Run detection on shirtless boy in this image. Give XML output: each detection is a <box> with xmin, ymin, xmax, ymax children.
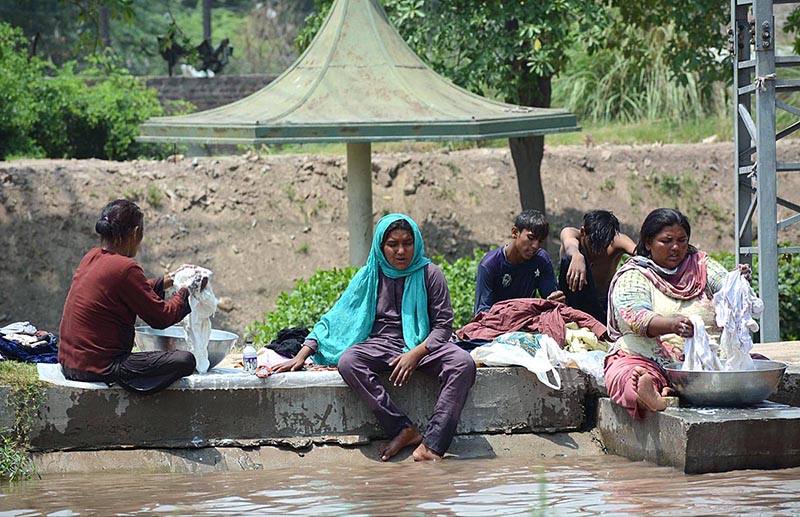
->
<box><xmin>559</xmin><ymin>210</ymin><xmax>635</xmax><ymax>322</ymax></box>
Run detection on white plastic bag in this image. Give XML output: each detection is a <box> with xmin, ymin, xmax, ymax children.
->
<box><xmin>470</xmin><ymin>332</ymin><xmax>561</xmax><ymax>390</ymax></box>
<box><xmin>681</xmin><ymin>314</ymin><xmax>722</xmax><ymax>371</ymax></box>
<box><xmin>542</xmin><ymin>338</ymin><xmax>607</xmax><ymax>387</ymax></box>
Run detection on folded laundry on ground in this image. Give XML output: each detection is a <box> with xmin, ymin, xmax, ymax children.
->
<box><xmin>268</xmin><ymin>327</ymin><xmax>310</xmax><ymax>358</ymax></box>
<box><xmin>0</xmin><ymin>321</ymin><xmax>38</xmax><ymax>336</ymax></box>
<box><xmin>0</xmin><ymin>333</ymin><xmax>58</xmax><ymax>363</ymax></box>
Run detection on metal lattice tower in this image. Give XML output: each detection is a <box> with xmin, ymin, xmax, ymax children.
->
<box><xmin>732</xmin><ymin>0</ymin><xmax>800</xmax><ymax>342</ymax></box>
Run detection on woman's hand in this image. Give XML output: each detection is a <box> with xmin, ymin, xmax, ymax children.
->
<box><xmin>737</xmin><ymin>263</ymin><xmax>753</xmax><ymax>283</ymax></box>
<box><xmin>647</xmin><ymin>315</ymin><xmax>694</xmax><ymax>338</ymax></box>
<box><xmin>389</xmin><ymin>345</ymin><xmax>428</xmax><ymax>387</ymax></box>
<box><xmin>272</xmin><ymin>355</ymin><xmax>307</xmax><ymax>373</ymax></box>
<box><xmin>671</xmin><ymin>316</ymin><xmax>694</xmax><ymax>339</ymax></box>
<box><xmin>272</xmin><ymin>345</ymin><xmax>314</xmax><ymax>373</ymax></box>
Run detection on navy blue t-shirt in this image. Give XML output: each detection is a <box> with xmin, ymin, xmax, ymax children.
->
<box><xmin>473</xmin><ymin>247</ymin><xmax>558</xmax><ymax>315</ymax></box>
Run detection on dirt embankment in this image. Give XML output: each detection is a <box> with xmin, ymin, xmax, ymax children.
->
<box><xmin>2</xmin><ymin>141</ymin><xmax>799</xmax><ymax>338</ymax></box>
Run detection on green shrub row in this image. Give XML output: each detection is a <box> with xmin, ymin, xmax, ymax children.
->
<box><xmin>248</xmin><ymin>249</ymin><xmax>800</xmax><ymax>346</ymax></box>
<box><xmin>0</xmin><ymin>22</ymin><xmax>176</xmax><ymax>161</ymax></box>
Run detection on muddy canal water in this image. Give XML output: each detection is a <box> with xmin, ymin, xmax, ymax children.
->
<box><xmin>1</xmin><ymin>455</ymin><xmax>799</xmax><ymax>515</ymax></box>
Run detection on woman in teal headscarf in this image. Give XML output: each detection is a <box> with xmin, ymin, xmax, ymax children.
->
<box><xmin>274</xmin><ymin>214</ymin><xmax>476</xmax><ymax>462</ymax></box>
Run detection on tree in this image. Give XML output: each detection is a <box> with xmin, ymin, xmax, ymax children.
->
<box><xmin>298</xmin><ymin>0</ymin><xmax>729</xmax><ymax>216</ymax></box>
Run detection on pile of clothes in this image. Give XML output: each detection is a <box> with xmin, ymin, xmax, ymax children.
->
<box><xmin>0</xmin><ymin>321</ymin><xmax>58</xmax><ymax>363</ymax></box>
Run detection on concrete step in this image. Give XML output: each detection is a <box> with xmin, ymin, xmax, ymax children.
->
<box><xmin>3</xmin><ymin>366</ymin><xmax>593</xmax><ymax>452</ymax></box>
<box><xmin>596</xmin><ymin>398</ymin><xmax>800</xmax><ymax>474</ymax></box>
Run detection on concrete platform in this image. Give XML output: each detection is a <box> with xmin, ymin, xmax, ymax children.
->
<box><xmin>753</xmin><ymin>341</ymin><xmax>800</xmax><ymax>406</ymax></box>
<box><xmin>596</xmin><ymin>398</ymin><xmax>800</xmax><ymax>473</ymax></box>
<box><xmin>2</xmin><ymin>366</ymin><xmax>593</xmax><ymax>452</ymax></box>
<box><xmin>30</xmin><ymin>431</ymin><xmax>606</xmax><ymax>474</ymax></box>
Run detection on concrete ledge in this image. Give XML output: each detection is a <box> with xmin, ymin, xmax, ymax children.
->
<box><xmin>3</xmin><ymin>366</ymin><xmax>592</xmax><ymax>452</ymax></box>
<box><xmin>596</xmin><ymin>398</ymin><xmax>800</xmax><ymax>473</ymax></box>
<box><xmin>30</xmin><ymin>431</ymin><xmax>606</xmax><ymax>474</ymax></box>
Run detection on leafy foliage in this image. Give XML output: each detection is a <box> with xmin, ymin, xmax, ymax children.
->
<box><xmin>0</xmin><ymin>23</ymin><xmax>175</xmax><ymax>160</ymax></box>
<box><xmin>0</xmin><ymin>362</ymin><xmax>43</xmax><ymax>482</ymax></box>
<box><xmin>249</xmin><ymin>247</ymin><xmax>800</xmax><ymax>347</ymax></box>
<box><xmin>552</xmin><ymin>22</ymin><xmax>728</xmax><ymax>123</ymax></box>
<box><xmin>435</xmin><ymin>249</ymin><xmax>485</xmax><ymax>330</ymax></box>
<box><xmin>247</xmin><ymin>266</ymin><xmax>359</xmax><ymax>345</ymax></box>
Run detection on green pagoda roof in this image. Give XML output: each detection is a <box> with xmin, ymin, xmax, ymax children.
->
<box><xmin>139</xmin><ymin>0</ymin><xmax>578</xmax><ymax>144</ymax></box>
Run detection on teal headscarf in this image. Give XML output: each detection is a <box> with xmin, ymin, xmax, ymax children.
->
<box><xmin>309</xmin><ymin>213</ymin><xmax>432</xmax><ymax>366</ymax></box>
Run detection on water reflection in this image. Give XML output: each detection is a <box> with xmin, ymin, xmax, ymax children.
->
<box><xmin>1</xmin><ymin>455</ymin><xmax>799</xmax><ymax>516</ymax></box>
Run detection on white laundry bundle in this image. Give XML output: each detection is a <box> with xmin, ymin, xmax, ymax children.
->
<box><xmin>172</xmin><ymin>265</ymin><xmax>218</xmax><ymax>372</ymax></box>
<box><xmin>712</xmin><ymin>268</ymin><xmax>764</xmax><ymax>371</ymax></box>
<box><xmin>681</xmin><ymin>314</ymin><xmax>723</xmax><ymax>371</ymax></box>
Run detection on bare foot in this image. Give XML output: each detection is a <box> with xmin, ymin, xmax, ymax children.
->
<box><xmin>378</xmin><ymin>426</ymin><xmax>423</xmax><ymax>462</ymax></box>
<box><xmin>412</xmin><ymin>443</ymin><xmax>443</xmax><ymax>462</ymax></box>
<box><xmin>632</xmin><ymin>366</ymin><xmax>668</xmax><ymax>412</ymax></box>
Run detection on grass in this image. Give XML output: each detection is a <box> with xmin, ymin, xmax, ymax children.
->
<box><xmin>0</xmin><ymin>361</ymin><xmax>42</xmax><ymax>482</ymax></box>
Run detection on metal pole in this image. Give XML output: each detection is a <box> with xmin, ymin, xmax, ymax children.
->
<box><xmin>347</xmin><ymin>142</ymin><xmax>373</xmax><ymax>266</ymax></box>
<box><xmin>203</xmin><ymin>0</ymin><xmax>212</xmax><ymax>43</ymax></box>
<box><xmin>753</xmin><ymin>0</ymin><xmax>780</xmax><ymax>342</ymax></box>
<box><xmin>733</xmin><ymin>2</ymin><xmax>753</xmax><ymax>267</ymax></box>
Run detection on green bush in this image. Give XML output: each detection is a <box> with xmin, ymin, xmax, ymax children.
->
<box><xmin>247</xmin><ymin>266</ymin><xmax>359</xmax><ymax>345</ymax></box>
<box><xmin>249</xmin><ymin>248</ymin><xmax>800</xmax><ymax>346</ymax></box>
<box><xmin>0</xmin><ymin>23</ymin><xmax>43</xmax><ymax>159</ymax></box>
<box><xmin>0</xmin><ymin>22</ymin><xmax>173</xmax><ymax>161</ymax></box>
<box><xmin>247</xmin><ymin>250</ymin><xmax>488</xmax><ymax>345</ymax></box>
<box><xmin>436</xmin><ymin>249</ymin><xmax>485</xmax><ymax>330</ymax></box>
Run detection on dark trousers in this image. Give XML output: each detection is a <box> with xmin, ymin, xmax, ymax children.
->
<box><xmin>338</xmin><ymin>339</ymin><xmax>476</xmax><ymax>456</ymax></box>
<box><xmin>63</xmin><ymin>350</ymin><xmax>196</xmax><ymax>394</ymax></box>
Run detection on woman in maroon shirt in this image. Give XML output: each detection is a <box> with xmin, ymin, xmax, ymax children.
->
<box><xmin>58</xmin><ymin>199</ymin><xmax>195</xmax><ymax>394</ymax></box>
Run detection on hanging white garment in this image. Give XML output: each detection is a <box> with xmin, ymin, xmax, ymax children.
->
<box><xmin>713</xmin><ymin>269</ymin><xmax>763</xmax><ymax>371</ymax></box>
<box><xmin>681</xmin><ymin>314</ymin><xmax>722</xmax><ymax>371</ymax></box>
<box><xmin>173</xmin><ymin>266</ymin><xmax>218</xmax><ymax>373</ymax></box>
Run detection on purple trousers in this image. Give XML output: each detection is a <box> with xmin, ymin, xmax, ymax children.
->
<box><xmin>338</xmin><ymin>339</ymin><xmax>476</xmax><ymax>456</ymax></box>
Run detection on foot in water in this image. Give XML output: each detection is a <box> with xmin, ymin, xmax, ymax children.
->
<box><xmin>378</xmin><ymin>426</ymin><xmax>423</xmax><ymax>461</ymax></box>
<box><xmin>412</xmin><ymin>443</ymin><xmax>442</xmax><ymax>462</ymax></box>
<box><xmin>632</xmin><ymin>366</ymin><xmax>671</xmax><ymax>412</ymax></box>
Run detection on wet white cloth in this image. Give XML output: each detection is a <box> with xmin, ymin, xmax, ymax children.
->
<box><xmin>713</xmin><ymin>269</ymin><xmax>763</xmax><ymax>371</ymax></box>
<box><xmin>173</xmin><ymin>266</ymin><xmax>218</xmax><ymax>373</ymax></box>
<box><xmin>681</xmin><ymin>314</ymin><xmax>722</xmax><ymax>371</ymax></box>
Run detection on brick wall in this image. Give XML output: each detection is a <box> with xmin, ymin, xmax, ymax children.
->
<box><xmin>145</xmin><ymin>74</ymin><xmax>276</xmax><ymax>112</ymax></box>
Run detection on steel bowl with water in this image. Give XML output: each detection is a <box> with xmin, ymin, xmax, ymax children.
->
<box><xmin>134</xmin><ymin>325</ymin><xmax>238</xmax><ymax>371</ymax></box>
<box><xmin>665</xmin><ymin>359</ymin><xmax>787</xmax><ymax>407</ymax></box>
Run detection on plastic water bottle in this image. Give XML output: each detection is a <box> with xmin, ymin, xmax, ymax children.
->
<box><xmin>243</xmin><ymin>342</ymin><xmax>257</xmax><ymax>374</ymax></box>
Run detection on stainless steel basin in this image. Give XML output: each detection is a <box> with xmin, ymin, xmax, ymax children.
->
<box><xmin>665</xmin><ymin>360</ymin><xmax>787</xmax><ymax>407</ymax></box>
<box><xmin>134</xmin><ymin>325</ymin><xmax>238</xmax><ymax>371</ymax></box>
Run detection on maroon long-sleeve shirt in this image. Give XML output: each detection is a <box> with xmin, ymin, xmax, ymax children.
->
<box><xmin>58</xmin><ymin>247</ymin><xmax>191</xmax><ymax>375</ymax></box>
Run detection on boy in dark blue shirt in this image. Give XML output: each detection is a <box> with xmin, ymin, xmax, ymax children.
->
<box><xmin>474</xmin><ymin>209</ymin><xmax>565</xmax><ymax>315</ymax></box>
